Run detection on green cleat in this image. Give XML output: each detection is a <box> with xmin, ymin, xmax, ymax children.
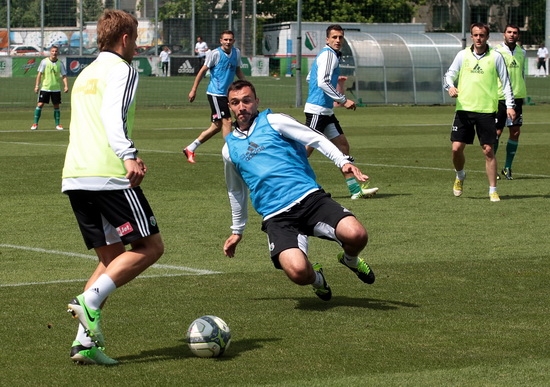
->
<box><xmin>351</xmin><ymin>183</ymin><xmax>379</xmax><ymax>200</ymax></box>
<box><xmin>311</xmin><ymin>263</ymin><xmax>332</xmax><ymax>301</ymax></box>
<box><xmin>337</xmin><ymin>252</ymin><xmax>375</xmax><ymax>284</ymax></box>
<box><xmin>501</xmin><ymin>168</ymin><xmax>513</xmax><ymax>180</ymax></box>
<box><xmin>67</xmin><ymin>295</ymin><xmax>105</xmax><ymax>347</ymax></box>
<box><xmin>70</xmin><ymin>341</ymin><xmax>118</xmax><ymax>365</ymax></box>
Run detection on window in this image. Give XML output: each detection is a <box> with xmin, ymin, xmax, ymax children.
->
<box><xmin>433</xmin><ymin>5</ymin><xmax>450</xmax><ymax>30</ymax></box>
<box><xmin>508</xmin><ymin>6</ymin><xmax>525</xmax><ymax>28</ymax></box>
<box><xmin>470</xmin><ymin>6</ymin><xmax>488</xmax><ymax>24</ymax></box>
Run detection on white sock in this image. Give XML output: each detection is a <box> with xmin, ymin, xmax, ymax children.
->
<box><xmin>82</xmin><ymin>274</ymin><xmax>116</xmax><ymax>310</ymax></box>
<box><xmin>489</xmin><ymin>186</ymin><xmax>497</xmax><ymax>194</ymax></box>
<box><xmin>342</xmin><ymin>253</ymin><xmax>359</xmax><ymax>269</ymax></box>
<box><xmin>455</xmin><ymin>169</ymin><xmax>465</xmax><ymax>180</ymax></box>
<box><xmin>187</xmin><ymin>139</ymin><xmax>202</xmax><ymax>152</ymax></box>
<box><xmin>312</xmin><ymin>270</ymin><xmax>325</xmax><ymax>288</ymax></box>
<box><xmin>75</xmin><ymin>324</ymin><xmax>94</xmax><ymax>347</ymax></box>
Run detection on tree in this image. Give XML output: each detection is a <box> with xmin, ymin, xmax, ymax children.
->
<box><xmin>45</xmin><ymin>0</ymin><xmax>76</xmax><ymax>27</ymax></box>
<box><xmin>519</xmin><ymin>0</ymin><xmax>546</xmax><ymax>44</ymax></box>
<box><xmin>0</xmin><ymin>0</ymin><xmax>38</xmax><ymax>28</ymax></box>
<box><xmin>0</xmin><ymin>0</ymin><xmax>79</xmax><ymax>28</ymax></box>
<box><xmin>256</xmin><ymin>0</ymin><xmax>423</xmax><ymax>23</ymax></box>
<box><xmin>154</xmin><ymin>0</ymin><xmax>422</xmax><ymax>24</ymax></box>
<box><xmin>82</xmin><ymin>0</ymin><xmax>104</xmax><ymax>24</ymax></box>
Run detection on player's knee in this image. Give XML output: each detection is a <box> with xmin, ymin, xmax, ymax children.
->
<box><xmin>339</xmin><ymin>224</ymin><xmax>368</xmax><ymax>250</ymax></box>
<box><xmin>451</xmin><ymin>142</ymin><xmax>465</xmax><ymax>154</ymax></box>
<box><xmin>350</xmin><ymin>228</ymin><xmax>368</xmax><ymax>250</ymax></box>
<box><xmin>211</xmin><ymin>123</ymin><xmax>223</xmax><ymax>133</ymax></box>
<box><xmin>151</xmin><ymin>239</ymin><xmax>164</xmax><ymax>261</ymax></box>
<box><xmin>138</xmin><ymin>235</ymin><xmax>164</xmax><ymax>263</ymax></box>
<box><xmin>285</xmin><ymin>265</ymin><xmax>311</xmax><ymax>285</ymax></box>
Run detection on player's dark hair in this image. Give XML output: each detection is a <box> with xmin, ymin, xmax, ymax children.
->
<box><xmin>326</xmin><ymin>24</ymin><xmax>344</xmax><ymax>37</ymax></box>
<box><xmin>504</xmin><ymin>24</ymin><xmax>520</xmax><ymax>33</ymax></box>
<box><xmin>228</xmin><ymin>80</ymin><xmax>257</xmax><ymax>98</ymax></box>
<box><xmin>220</xmin><ymin>30</ymin><xmax>235</xmax><ymax>38</ymax></box>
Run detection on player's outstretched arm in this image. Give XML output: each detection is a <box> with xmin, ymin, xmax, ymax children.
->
<box><xmin>341</xmin><ymin>163</ymin><xmax>369</xmax><ymax>183</ymax></box>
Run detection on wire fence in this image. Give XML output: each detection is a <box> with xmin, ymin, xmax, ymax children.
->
<box><xmin>0</xmin><ymin>0</ymin><xmax>548</xmax><ymax>108</ymax></box>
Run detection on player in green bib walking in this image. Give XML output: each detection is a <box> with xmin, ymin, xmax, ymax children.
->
<box><xmin>494</xmin><ymin>24</ymin><xmax>527</xmax><ymax>180</ymax></box>
<box><xmin>443</xmin><ymin>23</ymin><xmax>516</xmax><ymax>202</ymax></box>
<box><xmin>62</xmin><ymin>10</ymin><xmax>164</xmax><ymax>365</ymax></box>
<box><xmin>31</xmin><ymin>45</ymin><xmax>68</xmax><ymax>130</ymax></box>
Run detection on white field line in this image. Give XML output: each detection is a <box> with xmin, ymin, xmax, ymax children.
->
<box><xmin>149</xmin><ymin>121</ymin><xmax>550</xmax><ymax>131</ymax></box>
<box><xmin>2</xmin><ymin>120</ymin><xmax>550</xmax><ymax>134</ymax></box>
<box><xmin>1</xmin><ymin>140</ymin><xmax>549</xmax><ymax>178</ymax></box>
<box><xmin>0</xmin><ymin>244</ymin><xmax>221</xmax><ymax>288</ymax></box>
<box><xmin>9</xmin><ymin>139</ymin><xmax>548</xmax><ymax>177</ymax></box>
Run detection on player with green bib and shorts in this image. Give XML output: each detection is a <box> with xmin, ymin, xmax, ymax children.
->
<box><xmin>443</xmin><ymin>23</ymin><xmax>516</xmax><ymax>202</ymax></box>
<box><xmin>31</xmin><ymin>45</ymin><xmax>68</xmax><ymax>130</ymax></box>
<box><xmin>494</xmin><ymin>24</ymin><xmax>527</xmax><ymax>180</ymax></box>
<box><xmin>62</xmin><ymin>10</ymin><xmax>164</xmax><ymax>366</ymax></box>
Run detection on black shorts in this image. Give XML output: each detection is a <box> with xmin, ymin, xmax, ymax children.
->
<box><xmin>450</xmin><ymin>111</ymin><xmax>497</xmax><ymax>146</ymax></box>
<box><xmin>207</xmin><ymin>94</ymin><xmax>231</xmax><ymax>122</ymax></box>
<box><xmin>537</xmin><ymin>58</ymin><xmax>547</xmax><ymax>69</ymax></box>
<box><xmin>66</xmin><ymin>187</ymin><xmax>160</xmax><ymax>250</ymax></box>
<box><xmin>304</xmin><ymin>113</ymin><xmax>343</xmax><ymax>140</ymax></box>
<box><xmin>38</xmin><ymin>90</ymin><xmax>62</xmax><ymax>105</ymax></box>
<box><xmin>261</xmin><ymin>190</ymin><xmax>355</xmax><ymax>269</ymax></box>
<box><xmin>496</xmin><ymin>99</ymin><xmax>523</xmax><ymax>129</ymax></box>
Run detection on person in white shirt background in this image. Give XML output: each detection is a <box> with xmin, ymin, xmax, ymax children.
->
<box><xmin>195</xmin><ymin>36</ymin><xmax>209</xmax><ymax>65</ymax></box>
<box><xmin>536</xmin><ymin>43</ymin><xmax>548</xmax><ymax>77</ymax></box>
<box><xmin>159</xmin><ymin>45</ymin><xmax>171</xmax><ymax>77</ymax></box>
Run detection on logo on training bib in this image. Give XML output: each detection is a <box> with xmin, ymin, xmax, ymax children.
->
<box><xmin>471</xmin><ymin>63</ymin><xmax>484</xmax><ymax>74</ymax></box>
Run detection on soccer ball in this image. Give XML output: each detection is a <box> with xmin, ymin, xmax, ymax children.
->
<box><xmin>186</xmin><ymin>315</ymin><xmax>231</xmax><ymax>358</ymax></box>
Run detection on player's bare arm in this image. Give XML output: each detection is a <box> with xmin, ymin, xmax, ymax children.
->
<box><xmin>188</xmin><ymin>66</ymin><xmax>209</xmax><ymax>102</ymax></box>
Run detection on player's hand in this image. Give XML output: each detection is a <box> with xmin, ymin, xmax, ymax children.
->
<box><xmin>124</xmin><ymin>158</ymin><xmax>146</xmax><ymax>187</ymax></box>
<box><xmin>64</xmin><ymin>86</ymin><xmax>69</xmax><ymax>93</ymax></box>
<box><xmin>343</xmin><ymin>99</ymin><xmax>356</xmax><ymax>110</ymax></box>
<box><xmin>341</xmin><ymin>163</ymin><xmax>368</xmax><ymax>182</ymax></box>
<box><xmin>448</xmin><ymin>87</ymin><xmax>459</xmax><ymax>98</ymax></box>
<box><xmin>223</xmin><ymin>234</ymin><xmax>242</xmax><ymax>258</ymax></box>
<box><xmin>188</xmin><ymin>90</ymin><xmax>196</xmax><ymax>103</ymax></box>
<box><xmin>506</xmin><ymin>108</ymin><xmax>516</xmax><ymax>122</ymax></box>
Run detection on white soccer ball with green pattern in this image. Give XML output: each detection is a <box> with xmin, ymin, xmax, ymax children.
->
<box><xmin>186</xmin><ymin>315</ymin><xmax>231</xmax><ymax>358</ymax></box>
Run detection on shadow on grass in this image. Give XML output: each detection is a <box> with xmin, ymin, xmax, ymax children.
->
<box><xmin>294</xmin><ymin>296</ymin><xmax>419</xmax><ymax>311</ymax></box>
<box><xmin>253</xmin><ymin>296</ymin><xmax>419</xmax><ymax>311</ymax></box>
<box><xmin>116</xmin><ymin>337</ymin><xmax>281</xmax><ymax>363</ymax></box>
<box><xmin>511</xmin><ymin>175</ymin><xmax>550</xmax><ymax>180</ymax></box>
<box><xmin>470</xmin><ymin>194</ymin><xmax>550</xmax><ymax>200</ymax></box>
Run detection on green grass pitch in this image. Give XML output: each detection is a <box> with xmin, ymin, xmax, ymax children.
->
<box><xmin>1</xmin><ymin>95</ymin><xmax>550</xmax><ymax>385</ymax></box>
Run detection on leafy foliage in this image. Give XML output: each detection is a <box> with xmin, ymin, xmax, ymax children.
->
<box><xmin>82</xmin><ymin>0</ymin><xmax>104</xmax><ymax>24</ymax></box>
<box><xmin>154</xmin><ymin>0</ymin><xmax>420</xmax><ymax>23</ymax></box>
<box><xmin>0</xmin><ymin>0</ymin><xmax>100</xmax><ymax>28</ymax></box>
